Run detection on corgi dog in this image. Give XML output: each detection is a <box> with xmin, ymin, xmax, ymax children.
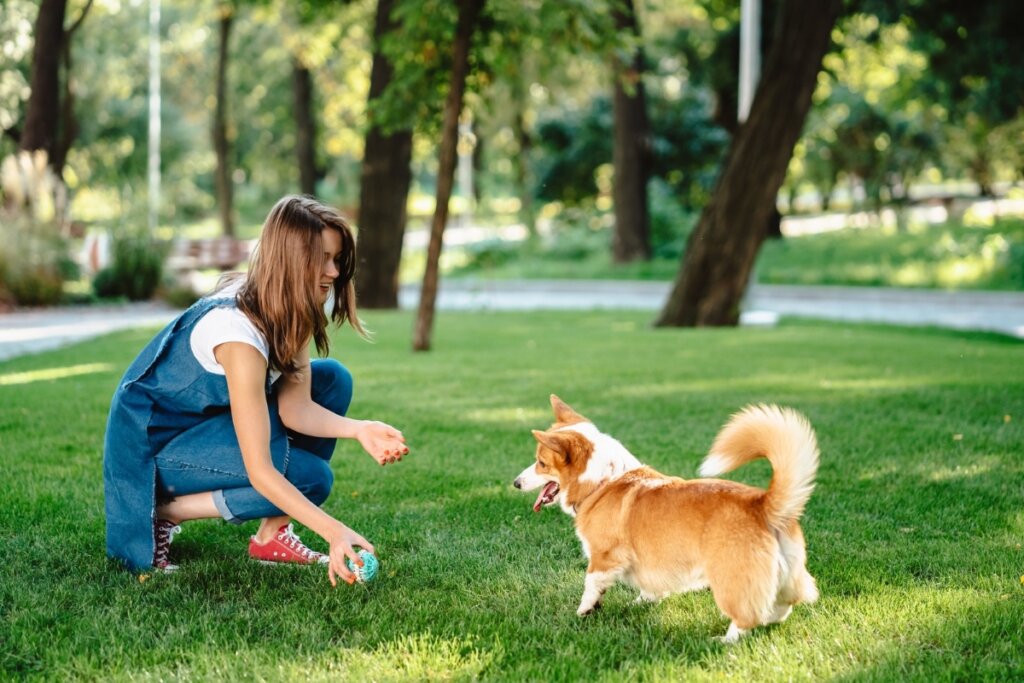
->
<box><xmin>513</xmin><ymin>395</ymin><xmax>820</xmax><ymax>643</ymax></box>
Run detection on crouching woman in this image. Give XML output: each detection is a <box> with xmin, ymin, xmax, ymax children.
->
<box><xmin>103</xmin><ymin>195</ymin><xmax>408</xmax><ymax>585</ymax></box>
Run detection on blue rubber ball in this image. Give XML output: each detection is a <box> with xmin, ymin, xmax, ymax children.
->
<box><xmin>346</xmin><ymin>550</ymin><xmax>379</xmax><ymax>583</ymax></box>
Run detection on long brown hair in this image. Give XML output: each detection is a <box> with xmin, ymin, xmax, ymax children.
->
<box><xmin>236</xmin><ymin>195</ymin><xmax>364</xmax><ymax>376</ymax></box>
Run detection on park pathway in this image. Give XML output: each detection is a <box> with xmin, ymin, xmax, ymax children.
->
<box><xmin>1</xmin><ymin>281</ymin><xmax>1021</xmax><ymax>363</ymax></box>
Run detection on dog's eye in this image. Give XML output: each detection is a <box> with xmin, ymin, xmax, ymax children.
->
<box><xmin>536</xmin><ymin>461</ymin><xmax>547</xmax><ymax>470</ymax></box>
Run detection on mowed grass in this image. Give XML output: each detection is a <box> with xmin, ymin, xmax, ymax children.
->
<box><xmin>444</xmin><ymin>217</ymin><xmax>1024</xmax><ymax>291</ymax></box>
<box><xmin>1</xmin><ymin>311</ymin><xmax>1022</xmax><ymax>681</ymax></box>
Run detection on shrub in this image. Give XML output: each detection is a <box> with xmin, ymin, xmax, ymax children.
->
<box><xmin>648</xmin><ymin>178</ymin><xmax>698</xmax><ymax>260</ymax></box>
<box><xmin>459</xmin><ymin>239</ymin><xmax>520</xmax><ymax>272</ymax></box>
<box><xmin>160</xmin><ymin>283</ymin><xmax>201</xmax><ymax>309</ymax></box>
<box><xmin>93</xmin><ymin>234</ymin><xmax>167</xmax><ymax>301</ymax></box>
<box><xmin>0</xmin><ymin>152</ymin><xmax>76</xmax><ymax>307</ymax></box>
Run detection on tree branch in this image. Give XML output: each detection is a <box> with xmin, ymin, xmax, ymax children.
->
<box><xmin>64</xmin><ymin>0</ymin><xmax>95</xmax><ymax>38</ymax></box>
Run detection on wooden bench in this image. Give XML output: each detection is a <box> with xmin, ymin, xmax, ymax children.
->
<box><xmin>166</xmin><ymin>237</ymin><xmax>255</xmax><ymax>273</ymax></box>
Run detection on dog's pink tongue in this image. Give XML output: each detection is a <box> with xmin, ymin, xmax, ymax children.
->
<box><xmin>532</xmin><ymin>481</ymin><xmax>559</xmax><ymax>512</ymax></box>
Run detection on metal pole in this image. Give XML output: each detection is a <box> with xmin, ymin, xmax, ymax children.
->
<box><xmin>738</xmin><ymin>0</ymin><xmax>760</xmax><ymax>123</ymax></box>
<box><xmin>147</xmin><ymin>0</ymin><xmax>161</xmax><ymax>235</ymax></box>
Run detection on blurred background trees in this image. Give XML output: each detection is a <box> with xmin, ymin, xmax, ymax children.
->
<box><xmin>0</xmin><ymin>0</ymin><xmax>1020</xmax><ymax>320</ymax></box>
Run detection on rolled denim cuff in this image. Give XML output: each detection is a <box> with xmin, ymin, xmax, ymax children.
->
<box><xmin>212</xmin><ymin>489</ymin><xmax>243</xmax><ymax>525</ymax></box>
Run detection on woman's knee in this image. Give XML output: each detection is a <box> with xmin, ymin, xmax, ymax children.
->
<box><xmin>287</xmin><ymin>451</ymin><xmax>334</xmax><ymax>505</ymax></box>
<box><xmin>310</xmin><ymin>359</ymin><xmax>353</xmax><ymax>415</ymax></box>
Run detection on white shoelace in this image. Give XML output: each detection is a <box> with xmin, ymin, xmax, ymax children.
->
<box><xmin>154</xmin><ymin>522</ymin><xmax>181</xmax><ymax>565</ymax></box>
<box><xmin>277</xmin><ymin>524</ymin><xmax>317</xmax><ymax>559</ymax></box>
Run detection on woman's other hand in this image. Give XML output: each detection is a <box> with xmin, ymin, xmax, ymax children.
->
<box><xmin>355</xmin><ymin>420</ymin><xmax>409</xmax><ymax>466</ymax></box>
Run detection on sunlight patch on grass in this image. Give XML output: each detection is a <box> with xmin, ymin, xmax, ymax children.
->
<box><xmin>924</xmin><ymin>462</ymin><xmax>994</xmax><ymax>482</ymax></box>
<box><xmin>857</xmin><ymin>464</ymin><xmax>900</xmax><ymax>482</ymax></box>
<box><xmin>614</xmin><ymin>373</ymin><xmax>937</xmax><ymax>399</ymax></box>
<box><xmin>817</xmin><ymin>376</ymin><xmax>934</xmax><ymax>391</ymax></box>
<box><xmin>121</xmin><ymin>635</ymin><xmax>500</xmax><ymax>681</ymax></box>
<box><xmin>324</xmin><ymin>634</ymin><xmax>499</xmax><ymax>680</ymax></box>
<box><xmin>466</xmin><ymin>406</ymin><xmax>550</xmax><ymax>426</ymax></box>
<box><xmin>0</xmin><ymin>362</ymin><xmax>114</xmax><ymax>386</ymax></box>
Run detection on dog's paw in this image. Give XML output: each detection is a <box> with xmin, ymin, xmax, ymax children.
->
<box><xmin>716</xmin><ymin>623</ymin><xmax>748</xmax><ymax>644</ymax></box>
<box><xmin>576</xmin><ymin>601</ymin><xmax>601</xmax><ymax>617</ymax></box>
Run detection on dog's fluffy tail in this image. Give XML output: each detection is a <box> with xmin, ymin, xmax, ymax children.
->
<box><xmin>698</xmin><ymin>404</ymin><xmax>819</xmax><ymax>530</ymax></box>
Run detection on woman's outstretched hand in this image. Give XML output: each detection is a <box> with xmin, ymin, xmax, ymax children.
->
<box><xmin>355</xmin><ymin>420</ymin><xmax>409</xmax><ymax>466</ymax></box>
<box><xmin>326</xmin><ymin>523</ymin><xmax>375</xmax><ymax>587</ymax></box>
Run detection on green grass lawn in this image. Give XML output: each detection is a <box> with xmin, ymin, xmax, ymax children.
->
<box><xmin>441</xmin><ymin>217</ymin><xmax>1024</xmax><ymax>292</ymax></box>
<box><xmin>1</xmin><ymin>311</ymin><xmax>1022</xmax><ymax>680</ymax></box>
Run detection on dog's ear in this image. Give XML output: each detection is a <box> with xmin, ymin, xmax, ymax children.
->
<box><xmin>550</xmin><ymin>394</ymin><xmax>587</xmax><ymax>424</ymax></box>
<box><xmin>532</xmin><ymin>429</ymin><xmax>573</xmax><ymax>464</ymax></box>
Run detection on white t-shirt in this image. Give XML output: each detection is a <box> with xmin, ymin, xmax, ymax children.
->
<box><xmin>190</xmin><ymin>281</ymin><xmax>283</xmax><ymax>385</ymax></box>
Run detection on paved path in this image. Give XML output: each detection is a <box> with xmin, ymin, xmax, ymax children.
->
<box><xmin>399</xmin><ymin>281</ymin><xmax>1024</xmax><ymax>339</ymax></box>
<box><xmin>1</xmin><ymin>282</ymin><xmax>1021</xmax><ymax>362</ymax></box>
<box><xmin>0</xmin><ymin>302</ymin><xmax>180</xmax><ymax>362</ymax></box>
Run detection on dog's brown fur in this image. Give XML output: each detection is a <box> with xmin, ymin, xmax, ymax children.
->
<box><xmin>514</xmin><ymin>395</ymin><xmax>820</xmax><ymax>642</ymax></box>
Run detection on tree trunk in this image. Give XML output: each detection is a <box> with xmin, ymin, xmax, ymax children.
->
<box><xmin>213</xmin><ymin>5</ymin><xmax>235</xmax><ymax>238</ymax></box>
<box><xmin>20</xmin><ymin>0</ymin><xmax>68</xmax><ymax>165</ymax></box>
<box><xmin>514</xmin><ymin>104</ymin><xmax>536</xmax><ymax>242</ymax></box>
<box><xmin>51</xmin><ymin>0</ymin><xmax>92</xmax><ymax>180</ymax></box>
<box><xmin>292</xmin><ymin>56</ymin><xmax>317</xmax><ymax>196</ymax></box>
<box><xmin>655</xmin><ymin>0</ymin><xmax>840</xmax><ymax>327</ymax></box>
<box><xmin>611</xmin><ymin>0</ymin><xmax>651</xmax><ymax>263</ymax></box>
<box><xmin>412</xmin><ymin>0</ymin><xmax>485</xmax><ymax>351</ymax></box>
<box><xmin>355</xmin><ymin>0</ymin><xmax>413</xmax><ymax>309</ymax></box>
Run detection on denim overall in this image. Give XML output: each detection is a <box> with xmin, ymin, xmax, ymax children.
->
<box><xmin>103</xmin><ymin>296</ymin><xmax>352</xmax><ymax>571</ymax></box>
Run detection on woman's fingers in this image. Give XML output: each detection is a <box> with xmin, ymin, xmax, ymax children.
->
<box><xmin>376</xmin><ymin>440</ymin><xmax>409</xmax><ymax>465</ymax></box>
<box><xmin>328</xmin><ymin>540</ymin><xmax>358</xmax><ymax>586</ymax></box>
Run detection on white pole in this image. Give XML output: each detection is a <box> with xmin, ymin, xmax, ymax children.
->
<box><xmin>147</xmin><ymin>0</ymin><xmax>161</xmax><ymax>235</ymax></box>
<box><xmin>456</xmin><ymin>118</ymin><xmax>475</xmax><ymax>228</ymax></box>
<box><xmin>738</xmin><ymin>0</ymin><xmax>761</xmax><ymax>124</ymax></box>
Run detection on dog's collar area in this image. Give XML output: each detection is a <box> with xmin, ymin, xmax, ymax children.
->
<box><xmin>567</xmin><ymin>478</ymin><xmax>610</xmax><ymax>515</ymax></box>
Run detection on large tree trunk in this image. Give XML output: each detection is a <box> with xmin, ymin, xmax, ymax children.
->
<box><xmin>655</xmin><ymin>0</ymin><xmax>840</xmax><ymax>327</ymax></box>
<box><xmin>292</xmin><ymin>57</ymin><xmax>317</xmax><ymax>196</ymax></box>
<box><xmin>412</xmin><ymin>0</ymin><xmax>485</xmax><ymax>352</ymax></box>
<box><xmin>213</xmin><ymin>5</ymin><xmax>235</xmax><ymax>238</ymax></box>
<box><xmin>611</xmin><ymin>0</ymin><xmax>651</xmax><ymax>263</ymax></box>
<box><xmin>20</xmin><ymin>0</ymin><xmax>68</xmax><ymax>165</ymax></box>
<box><xmin>355</xmin><ymin>0</ymin><xmax>413</xmax><ymax>309</ymax></box>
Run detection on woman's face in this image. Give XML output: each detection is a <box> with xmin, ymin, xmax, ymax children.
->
<box><xmin>319</xmin><ymin>228</ymin><xmax>342</xmax><ymax>301</ymax></box>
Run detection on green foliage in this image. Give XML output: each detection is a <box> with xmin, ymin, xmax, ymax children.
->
<box><xmin>533</xmin><ymin>97</ymin><xmax>614</xmax><ymax>204</ymax></box>
<box><xmin>863</xmin><ymin>0</ymin><xmax>1024</xmax><ymax>126</ymax></box>
<box><xmin>0</xmin><ymin>0</ymin><xmax>33</xmax><ymax>156</ymax></box>
<box><xmin>647</xmin><ymin>177</ymin><xmax>698</xmax><ymax>260</ymax></box>
<box><xmin>1</xmin><ymin>313</ymin><xmax>1022</xmax><ymax>679</ymax></box>
<box><xmin>4</xmin><ymin>0</ymin><xmax>1021</xmax><ymax>261</ymax></box>
<box><xmin>93</xmin><ymin>234</ymin><xmax>168</xmax><ymax>301</ymax></box>
<box><xmin>374</xmin><ymin>0</ymin><xmax>617</xmax><ymax>137</ymax></box>
<box><xmin>533</xmin><ymin>91</ymin><xmax>726</xmax><ymax>210</ymax></box>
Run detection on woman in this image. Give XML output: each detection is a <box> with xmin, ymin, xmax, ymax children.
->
<box><xmin>103</xmin><ymin>195</ymin><xmax>408</xmax><ymax>586</ymax></box>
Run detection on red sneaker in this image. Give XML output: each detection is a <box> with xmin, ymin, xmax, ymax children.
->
<box><xmin>248</xmin><ymin>523</ymin><xmax>328</xmax><ymax>565</ymax></box>
<box><xmin>153</xmin><ymin>518</ymin><xmax>181</xmax><ymax>572</ymax></box>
